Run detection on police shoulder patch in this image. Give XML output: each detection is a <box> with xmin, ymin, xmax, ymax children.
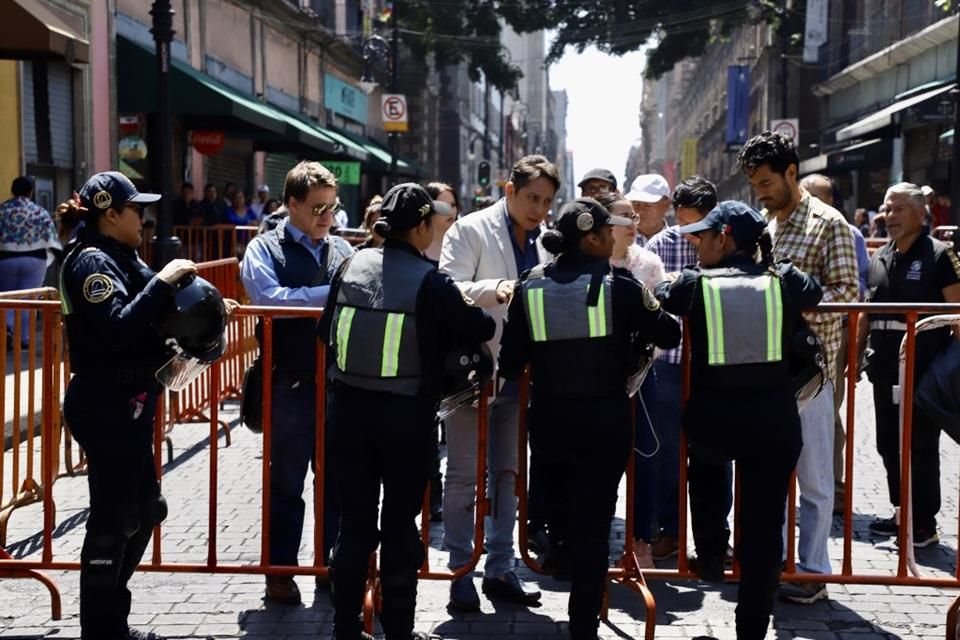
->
<box><xmin>642</xmin><ymin>285</ymin><xmax>660</xmax><ymax>311</ymax></box>
<box><xmin>82</xmin><ymin>273</ymin><xmax>114</xmax><ymax>304</ymax></box>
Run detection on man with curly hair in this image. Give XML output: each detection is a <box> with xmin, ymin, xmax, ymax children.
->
<box><xmin>739</xmin><ymin>132</ymin><xmax>859</xmax><ymax>605</ymax></box>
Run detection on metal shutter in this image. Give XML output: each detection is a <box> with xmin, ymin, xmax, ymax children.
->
<box><xmin>204</xmin><ymin>150</ymin><xmax>251</xmax><ymax>194</ymax></box>
<box><xmin>265</xmin><ymin>153</ymin><xmax>297</xmax><ymax>199</ymax></box>
<box><xmin>21</xmin><ymin>62</ymin><xmax>37</xmax><ymax>164</ymax></box>
<box><xmin>48</xmin><ymin>62</ymin><xmax>73</xmax><ymax>169</ymax></box>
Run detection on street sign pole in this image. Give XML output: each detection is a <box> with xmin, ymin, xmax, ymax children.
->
<box><xmin>389</xmin><ymin>3</ymin><xmax>399</xmax><ymax>188</ymax></box>
<box><xmin>951</xmin><ymin>10</ymin><xmax>960</xmax><ymax>225</ymax></box>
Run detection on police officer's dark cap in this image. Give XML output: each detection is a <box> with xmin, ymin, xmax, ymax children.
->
<box><xmin>577</xmin><ymin>168</ymin><xmax>617</xmax><ymax>190</ymax></box>
<box><xmin>378</xmin><ymin>183</ymin><xmax>452</xmax><ymax>232</ymax></box>
<box><xmin>678</xmin><ymin>200</ymin><xmax>767</xmax><ymax>248</ymax></box>
<box><xmin>79</xmin><ymin>171</ymin><xmax>161</xmax><ymax>214</ymax></box>
<box><xmin>556</xmin><ymin>197</ymin><xmax>632</xmax><ymax>237</ymax></box>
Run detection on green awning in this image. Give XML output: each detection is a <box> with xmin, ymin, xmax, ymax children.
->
<box><xmin>117</xmin><ymin>37</ymin><xmax>336</xmax><ymax>154</ymax></box>
<box><xmin>317</xmin><ymin>127</ymin><xmax>370</xmax><ymax>162</ymax></box>
<box><xmin>326</xmin><ymin>127</ymin><xmax>423</xmax><ymax>177</ymax></box>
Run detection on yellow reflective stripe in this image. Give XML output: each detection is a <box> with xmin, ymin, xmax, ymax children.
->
<box><xmin>586</xmin><ymin>282</ymin><xmax>608</xmax><ymax>338</ymax></box>
<box><xmin>765</xmin><ymin>277</ymin><xmax>783</xmax><ymax>361</ymax></box>
<box><xmin>59</xmin><ymin>268</ymin><xmax>72</xmax><ymax>315</ymax></box>
<box><xmin>527</xmin><ymin>287</ymin><xmax>547</xmax><ymax>342</ymax></box>
<box><xmin>335</xmin><ymin>307</ymin><xmax>355</xmax><ymax>371</ymax></box>
<box><xmin>703</xmin><ymin>279</ymin><xmax>725</xmax><ymax>365</ymax></box>
<box><xmin>381</xmin><ymin>312</ymin><xmax>405</xmax><ymax>377</ymax></box>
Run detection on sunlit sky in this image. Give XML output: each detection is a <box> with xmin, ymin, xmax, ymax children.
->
<box><xmin>548</xmin><ymin>40</ymin><xmax>647</xmax><ymax>191</ymax></box>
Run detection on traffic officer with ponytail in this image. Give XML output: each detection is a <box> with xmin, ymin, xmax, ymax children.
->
<box><xmin>498</xmin><ymin>197</ymin><xmax>680</xmax><ymax>640</ymax></box>
<box><xmin>655</xmin><ymin>201</ymin><xmax>822</xmax><ymax>640</ymax></box>
<box><xmin>318</xmin><ymin>183</ymin><xmax>495</xmax><ymax>640</ymax></box>
<box><xmin>61</xmin><ymin>172</ymin><xmax>233</xmax><ymax>640</ymax></box>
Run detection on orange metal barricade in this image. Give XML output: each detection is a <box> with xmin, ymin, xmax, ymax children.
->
<box><xmin>4</xmin><ymin>299</ymin><xmax>960</xmax><ymax>633</ymax></box>
<box><xmin>140</xmin><ymin>225</ymin><xmax>260</xmax><ymax>266</ymax></box>
<box><xmin>0</xmin><ymin>302</ymin><xmax>494</xmax><ymax>635</ymax></box>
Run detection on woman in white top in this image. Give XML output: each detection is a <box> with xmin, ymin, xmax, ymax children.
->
<box><xmin>597</xmin><ymin>192</ymin><xmax>665</xmax><ymax>288</ymax></box>
<box><xmin>423</xmin><ymin>182</ymin><xmax>460</xmax><ymax>262</ymax></box>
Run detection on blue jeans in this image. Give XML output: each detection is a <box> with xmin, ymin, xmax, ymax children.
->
<box><xmin>268</xmin><ymin>375</ymin><xmax>339</xmax><ymax>567</ymax></box>
<box><xmin>632</xmin><ymin>372</ymin><xmax>658</xmax><ymax>541</ymax></box>
<box><xmin>653</xmin><ymin>361</ymin><xmax>682</xmax><ymax>537</ymax></box>
<box><xmin>0</xmin><ymin>255</ymin><xmax>46</xmax><ymax>342</ymax></box>
<box><xmin>782</xmin><ymin>384</ymin><xmax>834</xmax><ymax>575</ymax></box>
<box><xmin>443</xmin><ymin>396</ymin><xmax>518</xmax><ymax>578</ymax></box>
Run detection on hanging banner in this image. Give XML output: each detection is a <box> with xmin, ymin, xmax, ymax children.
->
<box><xmin>191</xmin><ymin>130</ymin><xmax>226</xmax><ymax>156</ymax></box>
<box><xmin>725</xmin><ymin>65</ymin><xmax>751</xmax><ymax>149</ymax></box>
<box><xmin>681</xmin><ymin>138</ymin><xmax>698</xmax><ymax>179</ymax></box>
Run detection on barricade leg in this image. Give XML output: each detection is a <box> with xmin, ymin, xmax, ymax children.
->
<box><xmin>947</xmin><ymin>593</ymin><xmax>960</xmax><ymax>640</ymax></box>
<box><xmin>0</xmin><ymin>547</ymin><xmax>62</xmax><ymax>620</ymax></box>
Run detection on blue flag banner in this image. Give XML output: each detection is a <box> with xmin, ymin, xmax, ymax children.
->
<box><xmin>726</xmin><ymin>65</ymin><xmax>751</xmax><ymax>147</ymax></box>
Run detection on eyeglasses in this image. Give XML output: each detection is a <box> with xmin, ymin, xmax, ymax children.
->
<box><xmin>310</xmin><ymin>198</ymin><xmax>342</xmax><ymax>216</ymax></box>
<box><xmin>583</xmin><ymin>185</ymin><xmax>612</xmax><ymax>196</ymax></box>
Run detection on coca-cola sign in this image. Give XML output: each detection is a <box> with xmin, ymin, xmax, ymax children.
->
<box><xmin>192</xmin><ymin>130</ymin><xmax>225</xmax><ymax>156</ymax></box>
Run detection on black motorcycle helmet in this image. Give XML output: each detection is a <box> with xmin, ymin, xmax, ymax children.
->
<box><xmin>158</xmin><ymin>274</ymin><xmax>228</xmax><ymax>363</ymax></box>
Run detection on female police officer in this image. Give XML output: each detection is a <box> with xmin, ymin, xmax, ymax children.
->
<box><xmin>498</xmin><ymin>197</ymin><xmax>680</xmax><ymax>640</ymax></box>
<box><xmin>654</xmin><ymin>201</ymin><xmax>822</xmax><ymax>640</ymax></box>
<box><xmin>60</xmin><ymin>172</ymin><xmax>202</xmax><ymax>640</ymax></box>
<box><xmin>318</xmin><ymin>183</ymin><xmax>495</xmax><ymax>640</ymax></box>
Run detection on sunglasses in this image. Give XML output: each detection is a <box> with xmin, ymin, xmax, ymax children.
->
<box><xmin>310</xmin><ymin>198</ymin><xmax>342</xmax><ymax>216</ymax></box>
<box><xmin>123</xmin><ymin>203</ymin><xmax>145</xmax><ymax>218</ymax></box>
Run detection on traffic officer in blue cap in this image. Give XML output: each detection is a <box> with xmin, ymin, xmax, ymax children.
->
<box><xmin>60</xmin><ymin>171</ymin><xmax>214</xmax><ymax>640</ymax></box>
<box><xmin>499</xmin><ymin>197</ymin><xmax>680</xmax><ymax>640</ymax></box>
<box><xmin>318</xmin><ymin>182</ymin><xmax>495</xmax><ymax>640</ymax></box>
<box><xmin>655</xmin><ymin>201</ymin><xmax>823</xmax><ymax>639</ymax></box>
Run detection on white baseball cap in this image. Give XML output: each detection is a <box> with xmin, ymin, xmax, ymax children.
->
<box><xmin>625</xmin><ymin>174</ymin><xmax>670</xmax><ymax>203</ymax></box>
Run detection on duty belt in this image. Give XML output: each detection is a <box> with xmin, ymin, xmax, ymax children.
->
<box><xmin>869</xmin><ymin>319</ymin><xmax>908</xmax><ymax>332</ymax></box>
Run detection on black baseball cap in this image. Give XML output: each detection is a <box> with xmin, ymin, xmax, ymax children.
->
<box><xmin>556</xmin><ymin>197</ymin><xmax>632</xmax><ymax>238</ymax></box>
<box><xmin>79</xmin><ymin>171</ymin><xmax>161</xmax><ymax>214</ymax></box>
<box><xmin>379</xmin><ymin>183</ymin><xmax>452</xmax><ymax>233</ymax></box>
<box><xmin>678</xmin><ymin>200</ymin><xmax>767</xmax><ymax>249</ymax></box>
<box><xmin>577</xmin><ymin>168</ymin><xmax>618</xmax><ymax>190</ymax></box>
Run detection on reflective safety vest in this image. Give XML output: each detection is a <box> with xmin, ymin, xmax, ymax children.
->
<box><xmin>520</xmin><ymin>268</ymin><xmax>625</xmax><ymax>398</ymax></box>
<box><xmin>696</xmin><ymin>268</ymin><xmax>791</xmax><ymax>388</ymax></box>
<box><xmin>523</xmin><ymin>271</ymin><xmax>613</xmax><ymax>342</ymax></box>
<box><xmin>328</xmin><ymin>247</ymin><xmax>434</xmax><ymax>396</ymax></box>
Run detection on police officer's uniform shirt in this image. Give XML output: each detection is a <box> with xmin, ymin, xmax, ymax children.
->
<box><xmin>60</xmin><ymin>229</ymin><xmax>174</xmax><ymax>376</ymax></box>
<box><xmin>317</xmin><ymin>239</ymin><xmax>496</xmax><ymax>398</ymax></box>
<box><xmin>867</xmin><ymin>232</ymin><xmax>960</xmax><ymax>381</ymax></box>
<box><xmin>498</xmin><ymin>254</ymin><xmax>681</xmax><ymax>389</ymax></box>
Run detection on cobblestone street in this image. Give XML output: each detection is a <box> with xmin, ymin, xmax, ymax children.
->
<box><xmin>1</xmin><ymin>379</ymin><xmax>959</xmax><ymax>639</ymax></box>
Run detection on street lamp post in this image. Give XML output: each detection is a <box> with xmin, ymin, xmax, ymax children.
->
<box><xmin>361</xmin><ymin>24</ymin><xmax>399</xmax><ymax>188</ymax></box>
<box><xmin>150</xmin><ymin>0</ymin><xmax>180</xmax><ymax>269</ymax></box>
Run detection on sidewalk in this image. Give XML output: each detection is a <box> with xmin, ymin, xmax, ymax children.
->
<box><xmin>1</xmin><ymin>379</ymin><xmax>958</xmax><ymax>639</ymax></box>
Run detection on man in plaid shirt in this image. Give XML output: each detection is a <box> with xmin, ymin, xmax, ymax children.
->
<box><xmin>740</xmin><ymin>132</ymin><xmax>859</xmax><ymax>605</ymax></box>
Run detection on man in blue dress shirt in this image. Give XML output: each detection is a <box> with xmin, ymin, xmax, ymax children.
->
<box><xmin>241</xmin><ymin>161</ymin><xmax>354</xmax><ymax>605</ymax></box>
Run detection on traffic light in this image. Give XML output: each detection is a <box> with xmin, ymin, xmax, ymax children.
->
<box><xmin>477</xmin><ymin>161</ymin><xmax>491</xmax><ymax>188</ymax></box>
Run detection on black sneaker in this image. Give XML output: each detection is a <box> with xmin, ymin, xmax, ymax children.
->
<box><xmin>868</xmin><ymin>515</ymin><xmax>898</xmax><ymax>537</ymax></box>
<box><xmin>913</xmin><ymin>527</ymin><xmax>940</xmax><ymax>548</ymax></box>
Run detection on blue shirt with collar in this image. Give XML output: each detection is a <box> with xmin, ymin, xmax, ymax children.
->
<box><xmin>503</xmin><ymin>203</ymin><xmax>541</xmax><ymax>275</ymax></box>
<box><xmin>240</xmin><ymin>216</ymin><xmax>331</xmax><ymax>307</ymax></box>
